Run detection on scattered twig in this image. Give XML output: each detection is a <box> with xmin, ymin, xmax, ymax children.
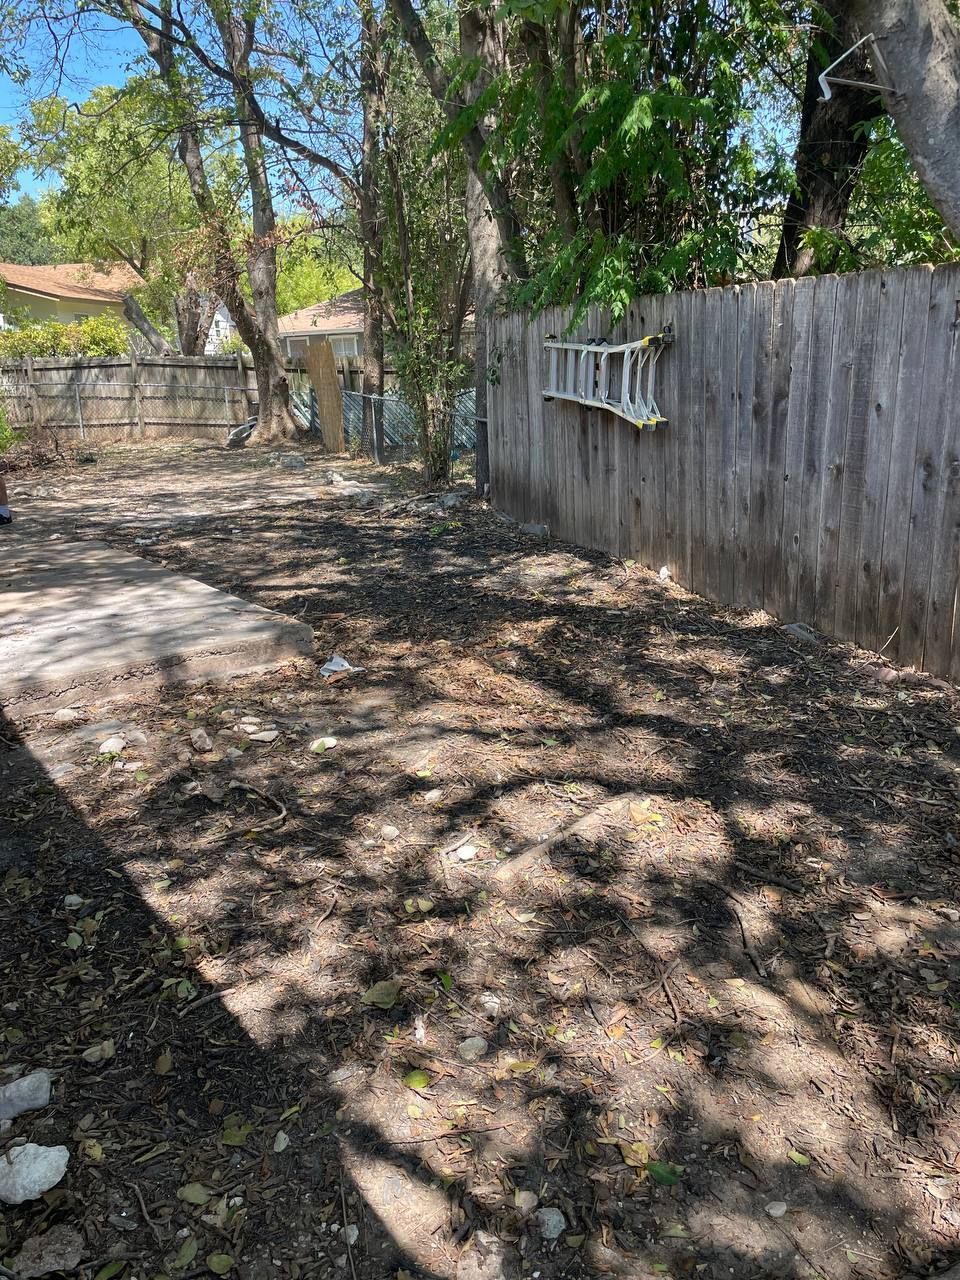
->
<box><xmin>400</xmin><ymin>1122</ymin><xmax>513</xmax><ymax>1145</ymax></box>
<box><xmin>699</xmin><ymin>877</ymin><xmax>768</xmax><ymax>978</ymax></box>
<box><xmin>494</xmin><ymin>790</ymin><xmax>646</xmax><ymax>882</ymax></box>
<box><xmin>178</xmin><ymin>984</ymin><xmax>240</xmax><ymax>1018</ymax></box>
<box><xmin>731</xmin><ymin>860</ymin><xmax>801</xmax><ymax>893</ymax></box>
<box><xmin>133</xmin><ymin>1181</ymin><xmax>164</xmax><ymax>1247</ymax></box>
<box><xmin>339</xmin><ymin>1168</ymin><xmax>359</xmax><ymax>1280</ymax></box>
<box><xmin>227</xmin><ymin>780</ymin><xmax>287</xmax><ymax>834</ymax></box>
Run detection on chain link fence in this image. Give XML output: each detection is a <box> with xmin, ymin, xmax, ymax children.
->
<box><xmin>342</xmin><ymin>389</ymin><xmax>481</xmax><ymax>463</ymax></box>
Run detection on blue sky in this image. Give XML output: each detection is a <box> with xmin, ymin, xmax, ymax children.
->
<box><xmin>2</xmin><ymin>20</ymin><xmax>144</xmax><ymax>197</ymax></box>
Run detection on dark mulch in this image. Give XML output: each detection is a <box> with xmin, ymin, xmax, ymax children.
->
<box><xmin>2</xmin><ymin>445</ymin><xmax>960</xmax><ymax>1280</ymax></box>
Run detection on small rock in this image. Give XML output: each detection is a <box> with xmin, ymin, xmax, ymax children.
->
<box><xmin>514</xmin><ymin>1189</ymin><xmax>538</xmax><ymax>1214</ymax></box>
<box><xmin>344</xmin><ymin>1225</ymin><xmax>359</xmax><ymax>1246</ymax></box>
<box><xmin>224</xmin><ymin>747</ymin><xmax>243</xmax><ymax>760</ymax></box>
<box><xmin>457</xmin><ymin>1229</ymin><xmax>519</xmax><ymax>1280</ymax></box>
<box><xmin>48</xmin><ymin>763</ymin><xmax>76</xmax><ymax>781</ymax></box>
<box><xmin>478</xmin><ymin>991</ymin><xmax>502</xmax><ymax>1018</ymax></box>
<box><xmin>520</xmin><ymin>522</ymin><xmax>548</xmax><ymax>538</ymax></box>
<box><xmin>534</xmin><ymin>1206</ymin><xmax>566</xmax><ymax>1240</ymax></box>
<box><xmin>458</xmin><ymin>1037</ymin><xmax>488</xmax><ymax>1063</ymax></box>
<box><xmin>248</xmin><ymin>730</ymin><xmax>279</xmax><ymax>742</ymax></box>
<box><xmin>765</xmin><ymin>1201</ymin><xmax>788</xmax><ymax>1219</ymax></box>
<box><xmin>439</xmin><ymin>493</ymin><xmax>463</xmax><ymax>509</ymax></box>
<box><xmin>381</xmin><ymin>824</ymin><xmax>400</xmax><ymax>842</ymax></box>
<box><xmin>0</xmin><ymin>1144</ymin><xmax>70</xmax><ymax>1205</ymax></box>
<box><xmin>658</xmin><ymin>565</ymin><xmax>672</xmax><ymax>581</ymax></box>
<box><xmin>190</xmin><ymin>728</ymin><xmax>213</xmax><ymax>753</ymax></box>
<box><xmin>449</xmin><ymin>844</ymin><xmax>477</xmax><ymax>862</ymax></box>
<box><xmin>63</xmin><ymin>894</ymin><xmax>83</xmax><ymax>910</ymax></box>
<box><xmin>98</xmin><ymin>735</ymin><xmax>126</xmax><ymax>755</ymax></box>
<box><xmin>279</xmin><ymin>453</ymin><xmax>306</xmax><ymax>469</ymax></box>
<box><xmin>11</xmin><ymin>1223</ymin><xmax>83</xmax><ymax>1278</ymax></box>
<box><xmin>309</xmin><ymin>736</ymin><xmax>338</xmax><ymax>753</ymax></box>
<box><xmin>52</xmin><ymin>708</ymin><xmax>80</xmax><ymax>724</ymax></box>
<box><xmin>0</xmin><ymin>1071</ymin><xmax>52</xmax><ymax>1121</ymax></box>
<box><xmin>422</xmin><ymin>788</ymin><xmax>443</xmax><ymax>803</ymax></box>
<box><xmin>125</xmin><ymin>729</ymin><xmax>149</xmax><ymax>746</ymax></box>
<box><xmin>780</xmin><ymin>621</ymin><xmax>820</xmax><ymax>647</ymax></box>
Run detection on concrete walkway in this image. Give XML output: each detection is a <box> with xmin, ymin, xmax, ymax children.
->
<box><xmin>1</xmin><ymin>537</ymin><xmax>314</xmax><ymax>715</ymax></box>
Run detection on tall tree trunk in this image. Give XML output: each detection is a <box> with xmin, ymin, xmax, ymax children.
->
<box><xmin>853</xmin><ymin>0</ymin><xmax>960</xmax><ymax>241</ymax></box>
<box><xmin>773</xmin><ymin>6</ymin><xmax>880</xmax><ymax>278</ymax></box>
<box><xmin>175</xmin><ymin>281</ymin><xmax>218</xmax><ymax>356</ymax></box>
<box><xmin>460</xmin><ymin>6</ymin><xmax>511</xmax><ymax>494</ymax></box>
<box><xmin>123</xmin><ymin>293</ymin><xmax>175</xmax><ymax>354</ymax></box>
<box><xmin>359</xmin><ymin>0</ymin><xmax>386</xmax><ymax>463</ymax></box>
<box><xmin>212</xmin><ymin>8</ymin><xmax>296</xmax><ymax>442</ymax></box>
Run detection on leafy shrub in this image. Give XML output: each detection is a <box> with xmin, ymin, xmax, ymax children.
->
<box><xmin>0</xmin><ymin>313</ymin><xmax>129</xmax><ymax>359</ymax></box>
<box><xmin>0</xmin><ymin>400</ymin><xmax>23</xmax><ymax>454</ymax></box>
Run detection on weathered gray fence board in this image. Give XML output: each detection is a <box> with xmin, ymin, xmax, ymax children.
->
<box><xmin>879</xmin><ymin>266</ymin><xmax>934</xmax><ymax>662</ymax></box>
<box><xmin>489</xmin><ymin>262</ymin><xmax>960</xmax><ymax>680</ymax></box>
<box><xmin>902</xmin><ymin>267</ymin><xmax>960</xmax><ymax>668</ymax></box>
<box><xmin>856</xmin><ymin>270</ymin><xmax>908</xmax><ymax>652</ymax></box>
<box><xmin>834</xmin><ymin>269</ymin><xmax>882</xmax><ymax>647</ymax></box>
<box><xmin>815</xmin><ymin>272</ymin><xmax>858</xmax><ymax>634</ymax></box>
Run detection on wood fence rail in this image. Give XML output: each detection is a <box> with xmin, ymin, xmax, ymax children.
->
<box><xmin>488</xmin><ymin>264</ymin><xmax>960</xmax><ymax>679</ymax></box>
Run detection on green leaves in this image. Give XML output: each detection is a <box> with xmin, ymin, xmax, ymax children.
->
<box><xmin>403</xmin><ymin>1068</ymin><xmax>431</xmax><ymax>1089</ymax></box>
<box><xmin>177</xmin><ymin>1182</ymin><xmax>212</xmax><ymax>1205</ymax></box>
<box><xmin>206</xmin><ymin>1255</ymin><xmax>234</xmax><ymax>1275</ymax></box>
<box><xmin>361</xmin><ymin>979</ymin><xmax>401</xmax><ymax>1009</ymax></box>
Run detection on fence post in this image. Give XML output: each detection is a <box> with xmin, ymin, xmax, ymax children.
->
<box><xmin>236</xmin><ymin>351</ymin><xmax>251</xmax><ymax>420</ymax></box>
<box><xmin>24</xmin><ymin>357</ymin><xmax>42</xmax><ymax>430</ymax></box>
<box><xmin>74</xmin><ymin>381</ymin><xmax>85</xmax><ymax>440</ymax></box>
<box><xmin>130</xmin><ymin>353</ymin><xmax>146</xmax><ymax>438</ymax></box>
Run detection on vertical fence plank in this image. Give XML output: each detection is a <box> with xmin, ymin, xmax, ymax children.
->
<box><xmin>733</xmin><ymin>282</ymin><xmax>759</xmax><ymax>607</ymax></box>
<box><xmin>796</xmin><ymin>275</ymin><xmax>839</xmax><ymax>625</ymax></box>
<box><xmin>686</xmin><ymin>288</ymin><xmax>708</xmax><ymax>595</ymax></box>
<box><xmin>666</xmin><ymin>289</ymin><xmax>688</xmax><ymax>578</ymax></box>
<box><xmin>716</xmin><ymin>286</ymin><xmax>741</xmax><ymax>603</ymax></box>
<box><xmin>833</xmin><ymin>270</ymin><xmax>883</xmax><ymax>647</ymax></box>
<box><xmin>814</xmin><ymin>272</ymin><xmax>860</xmax><ymax>633</ymax></box>
<box><xmin>876</xmin><ymin>266</ymin><xmax>934</xmax><ymax>662</ymax></box>
<box><xmin>780</xmin><ymin>276</ymin><xmax>817</xmax><ymax>618</ymax></box>
<box><xmin>759</xmin><ymin>279</ymin><xmax>794</xmax><ymax>617</ymax></box>
<box><xmin>901</xmin><ymin>265</ymin><xmax>960</xmax><ymax>670</ymax></box>
<box><xmin>743</xmin><ymin>281</ymin><xmax>774</xmax><ymax>611</ymax></box>
<box><xmin>701</xmin><ymin>288</ymin><xmax>724</xmax><ymax>599</ymax></box>
<box><xmin>856</xmin><ymin>269</ymin><xmax>908</xmax><ymax>652</ymax></box>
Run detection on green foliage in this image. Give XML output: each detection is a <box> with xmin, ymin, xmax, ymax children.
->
<box><xmin>802</xmin><ymin>121</ymin><xmax>959</xmax><ymax>272</ymax></box>
<box><xmin>0</xmin><ymin>400</ymin><xmax>24</xmax><ymax>454</ymax></box>
<box><xmin>0</xmin><ymin>125</ymin><xmax>23</xmax><ymax>204</ymax></box>
<box><xmin>0</xmin><ymin>195</ymin><xmax>62</xmax><ymax>264</ymax></box>
<box><xmin>275</xmin><ymin>224</ymin><xmax>356</xmax><ymax>316</ymax></box>
<box><xmin>0</xmin><ymin>313</ymin><xmax>129</xmax><ymax>359</ymax></box>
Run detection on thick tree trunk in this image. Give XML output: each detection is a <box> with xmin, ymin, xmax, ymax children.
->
<box><xmin>123</xmin><ymin>293</ymin><xmax>175</xmax><ymax>355</ymax></box>
<box><xmin>773</xmin><ymin>6</ymin><xmax>879</xmax><ymax>278</ymax></box>
<box><xmin>175</xmin><ymin>283</ymin><xmax>218</xmax><ymax>356</ymax></box>
<box><xmin>359</xmin><ymin>1</ymin><xmax>386</xmax><ymax>463</ymax></box>
<box><xmin>853</xmin><ymin>0</ymin><xmax>960</xmax><ymax>242</ymax></box>
<box><xmin>460</xmin><ymin>7</ymin><xmax>510</xmax><ymax>494</ymax></box>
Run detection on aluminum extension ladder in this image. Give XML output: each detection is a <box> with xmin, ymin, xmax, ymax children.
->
<box><xmin>542</xmin><ymin>326</ymin><xmax>674</xmax><ymax>430</ymax></box>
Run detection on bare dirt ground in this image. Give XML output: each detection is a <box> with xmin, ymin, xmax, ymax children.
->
<box><xmin>3</xmin><ymin>442</ymin><xmax>960</xmax><ymax>1280</ymax></box>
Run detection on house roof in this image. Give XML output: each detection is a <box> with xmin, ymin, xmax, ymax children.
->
<box><xmin>278</xmin><ymin>288</ymin><xmax>365</xmax><ymax>337</ymax></box>
<box><xmin>0</xmin><ymin>261</ymin><xmax>141</xmax><ymax>304</ymax></box>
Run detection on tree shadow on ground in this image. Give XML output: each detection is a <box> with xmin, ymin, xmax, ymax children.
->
<box><xmin>4</xmin><ymin>468</ymin><xmax>960</xmax><ymax>1280</ymax></box>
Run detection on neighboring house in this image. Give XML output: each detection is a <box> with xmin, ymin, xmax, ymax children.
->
<box><xmin>278</xmin><ymin>287</ymin><xmax>475</xmax><ymax>363</ymax></box>
<box><xmin>0</xmin><ymin>261</ymin><xmax>140</xmax><ymax>329</ymax></box>
<box><xmin>204</xmin><ymin>302</ymin><xmax>238</xmax><ymax>354</ymax></box>
<box><xmin>278</xmin><ymin>289</ymin><xmax>365</xmax><ymax>360</ymax></box>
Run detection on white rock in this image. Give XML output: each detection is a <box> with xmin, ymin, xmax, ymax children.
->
<box><xmin>658</xmin><ymin>565</ymin><xmax>672</xmax><ymax>581</ymax></box>
<box><xmin>458</xmin><ymin>1037</ymin><xmax>488</xmax><ymax>1063</ymax></box>
<box><xmin>765</xmin><ymin>1201</ymin><xmax>787</xmax><ymax>1219</ymax></box>
<box><xmin>344</xmin><ymin>1225</ymin><xmax>359</xmax><ymax>1246</ymax></box>
<box><xmin>52</xmin><ymin>708</ymin><xmax>80</xmax><ymax>724</ymax></box>
<box><xmin>535</xmin><ymin>1206</ymin><xmax>566</xmax><ymax>1240</ymax></box>
<box><xmin>125</xmin><ymin>729</ymin><xmax>149</xmax><ymax>746</ymax></box>
<box><xmin>422</xmin><ymin>788</ymin><xmax>443</xmax><ymax>803</ymax></box>
<box><xmin>98</xmin><ymin>735</ymin><xmax>125</xmax><ymax>755</ymax></box>
<box><xmin>248</xmin><ymin>730</ymin><xmax>279</xmax><ymax>742</ymax></box>
<box><xmin>190</xmin><ymin>728</ymin><xmax>212</xmax><ymax>752</ymax></box>
<box><xmin>0</xmin><ymin>1144</ymin><xmax>70</xmax><ymax>1205</ymax></box>
<box><xmin>514</xmin><ymin>1189</ymin><xmax>538</xmax><ymax>1214</ymax></box>
<box><xmin>450</xmin><ymin>844</ymin><xmax>477</xmax><ymax>862</ymax></box>
<box><xmin>478</xmin><ymin>992</ymin><xmax>502</xmax><ymax>1018</ymax></box>
<box><xmin>0</xmin><ymin>1071</ymin><xmax>52</xmax><ymax>1121</ymax></box>
<box><xmin>63</xmin><ymin>894</ymin><xmax>83</xmax><ymax>910</ymax></box>
<box><xmin>381</xmin><ymin>824</ymin><xmax>400</xmax><ymax>841</ymax></box>
<box><xmin>224</xmin><ymin>747</ymin><xmax>244</xmax><ymax>760</ymax></box>
<box><xmin>309</xmin><ymin>736</ymin><xmax>338</xmax><ymax>753</ymax></box>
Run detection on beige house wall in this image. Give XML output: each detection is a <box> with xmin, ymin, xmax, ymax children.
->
<box><xmin>5</xmin><ymin>288</ymin><xmax>124</xmax><ymax>326</ymax></box>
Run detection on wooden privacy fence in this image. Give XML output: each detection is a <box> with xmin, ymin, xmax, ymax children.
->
<box><xmin>488</xmin><ymin>263</ymin><xmax>960</xmax><ymax>679</ymax></box>
<box><xmin>0</xmin><ymin>353</ymin><xmax>322</xmax><ymax>441</ymax></box>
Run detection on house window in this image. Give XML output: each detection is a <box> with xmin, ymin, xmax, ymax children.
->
<box><xmin>330</xmin><ymin>335</ymin><xmax>359</xmax><ymax>358</ymax></box>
